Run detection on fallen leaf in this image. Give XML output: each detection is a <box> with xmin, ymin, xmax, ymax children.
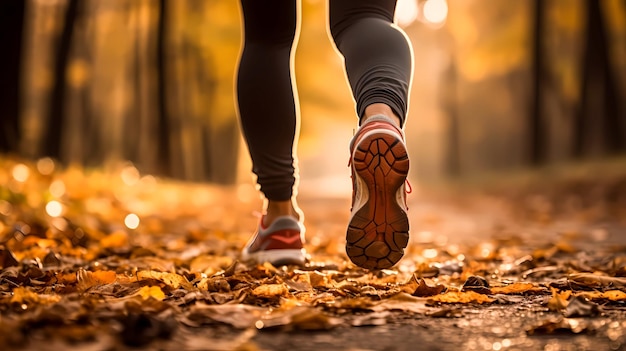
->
<box><xmin>197</xmin><ymin>277</ymin><xmax>231</xmax><ymax>292</ymax></box>
<box><xmin>578</xmin><ymin>290</ymin><xmax>626</xmax><ymax>301</ymax></box>
<box><xmin>307</xmin><ymin>271</ymin><xmax>332</xmax><ymax>289</ymax></box>
<box><xmin>547</xmin><ymin>288</ymin><xmax>571</xmax><ymax>311</ymax></box>
<box><xmin>429</xmin><ymin>290</ymin><xmax>494</xmax><ymax>304</ymax></box>
<box><xmin>527</xmin><ymin>317</ymin><xmax>592</xmax><ymax>335</ymax></box>
<box><xmin>189</xmin><ymin>255</ymin><xmax>232</xmax><ymax>275</ymax></box>
<box><xmin>137</xmin><ymin>270</ymin><xmax>191</xmax><ymax>289</ymax></box>
<box><xmin>136</xmin><ymin>286</ymin><xmax>166</xmax><ymax>301</ymax></box>
<box><xmin>568</xmin><ymin>273</ymin><xmax>626</xmax><ymax>288</ymax></box>
<box><xmin>10</xmin><ymin>286</ymin><xmax>61</xmax><ymax>305</ymax></box>
<box><xmin>76</xmin><ymin>269</ymin><xmax>117</xmax><ymax>290</ymax></box>
<box><xmin>1</xmin><ymin>247</ymin><xmax>19</xmax><ymax>268</ymax></box>
<box><xmin>563</xmin><ymin>296</ymin><xmax>600</xmax><ymax>317</ymax></box>
<box><xmin>100</xmin><ymin>231</ymin><xmax>129</xmax><ymax>249</ymax></box>
<box><xmin>490</xmin><ymin>282</ymin><xmax>545</xmax><ymax>295</ymax></box>
<box><xmin>182</xmin><ymin>303</ymin><xmax>265</xmax><ymax>329</ymax></box>
<box><xmin>426</xmin><ymin>307</ymin><xmax>464</xmax><ymax>318</ymax></box>
<box><xmin>258</xmin><ymin>306</ymin><xmax>342</xmax><ymax>330</ymax></box>
<box><xmin>412</xmin><ymin>278</ymin><xmax>446</xmax><ymax>297</ymax></box>
<box><xmin>461</xmin><ymin>275</ymin><xmax>490</xmax><ymax>294</ymax></box>
<box><xmin>251</xmin><ymin>283</ymin><xmax>289</xmax><ymax>298</ymax></box>
<box><xmin>370</xmin><ymin>292</ymin><xmax>429</xmax><ymax>314</ymax></box>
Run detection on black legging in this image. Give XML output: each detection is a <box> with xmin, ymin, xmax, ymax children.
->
<box><xmin>237</xmin><ymin>0</ymin><xmax>413</xmax><ymax>201</ymax></box>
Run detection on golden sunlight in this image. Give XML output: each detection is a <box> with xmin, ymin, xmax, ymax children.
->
<box><xmin>396</xmin><ymin>0</ymin><xmax>419</xmax><ymax>27</ymax></box>
<box><xmin>422</xmin><ymin>0</ymin><xmax>448</xmax><ymax>25</ymax></box>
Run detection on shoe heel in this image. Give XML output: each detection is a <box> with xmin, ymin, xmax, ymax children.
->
<box><xmin>347</xmin><ymin>131</ymin><xmax>409</xmax><ymax>269</ymax></box>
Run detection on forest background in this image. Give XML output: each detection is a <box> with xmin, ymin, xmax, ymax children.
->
<box><xmin>1</xmin><ymin>0</ymin><xmax>625</xmax><ymax>191</ymax></box>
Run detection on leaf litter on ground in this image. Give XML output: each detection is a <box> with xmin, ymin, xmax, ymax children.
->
<box><xmin>1</xmin><ymin>157</ymin><xmax>626</xmax><ymax>349</ymax></box>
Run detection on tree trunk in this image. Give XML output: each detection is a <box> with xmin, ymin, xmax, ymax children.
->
<box><xmin>157</xmin><ymin>0</ymin><xmax>171</xmax><ymax>175</ymax></box>
<box><xmin>44</xmin><ymin>0</ymin><xmax>79</xmax><ymax>159</ymax></box>
<box><xmin>529</xmin><ymin>0</ymin><xmax>546</xmax><ymax>165</ymax></box>
<box><xmin>573</xmin><ymin>0</ymin><xmax>623</xmax><ymax>157</ymax></box>
<box><xmin>0</xmin><ymin>0</ymin><xmax>26</xmax><ymax>154</ymax></box>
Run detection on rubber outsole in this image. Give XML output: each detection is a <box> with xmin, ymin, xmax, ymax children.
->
<box><xmin>347</xmin><ymin>131</ymin><xmax>409</xmax><ymax>269</ymax></box>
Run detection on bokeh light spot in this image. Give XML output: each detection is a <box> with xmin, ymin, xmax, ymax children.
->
<box><xmin>36</xmin><ymin>157</ymin><xmax>55</xmax><ymax>175</ymax></box>
<box><xmin>396</xmin><ymin>0</ymin><xmax>419</xmax><ymax>27</ymax></box>
<box><xmin>423</xmin><ymin>0</ymin><xmax>448</xmax><ymax>25</ymax></box>
<box><xmin>124</xmin><ymin>213</ymin><xmax>140</xmax><ymax>229</ymax></box>
<box><xmin>46</xmin><ymin>201</ymin><xmax>64</xmax><ymax>217</ymax></box>
<box><xmin>12</xmin><ymin>164</ymin><xmax>30</xmax><ymax>183</ymax></box>
<box><xmin>121</xmin><ymin>165</ymin><xmax>140</xmax><ymax>186</ymax></box>
<box><xmin>49</xmin><ymin>179</ymin><xmax>66</xmax><ymax>198</ymax></box>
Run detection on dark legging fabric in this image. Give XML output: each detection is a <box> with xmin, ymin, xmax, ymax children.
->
<box><xmin>237</xmin><ymin>0</ymin><xmax>413</xmax><ymax>201</ymax></box>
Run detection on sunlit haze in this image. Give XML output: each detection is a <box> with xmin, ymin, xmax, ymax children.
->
<box><xmin>396</xmin><ymin>0</ymin><xmax>419</xmax><ymax>27</ymax></box>
<box><xmin>423</xmin><ymin>0</ymin><xmax>448</xmax><ymax>25</ymax></box>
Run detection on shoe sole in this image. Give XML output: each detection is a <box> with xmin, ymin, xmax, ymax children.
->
<box><xmin>347</xmin><ymin>130</ymin><xmax>409</xmax><ymax>269</ymax></box>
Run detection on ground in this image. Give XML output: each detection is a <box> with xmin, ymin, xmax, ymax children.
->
<box><xmin>1</xmin><ymin>156</ymin><xmax>626</xmax><ymax>350</ymax></box>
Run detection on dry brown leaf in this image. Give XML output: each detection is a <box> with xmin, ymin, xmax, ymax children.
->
<box><xmin>563</xmin><ymin>296</ymin><xmax>600</xmax><ymax>317</ymax></box>
<box><xmin>129</xmin><ymin>256</ymin><xmax>176</xmax><ymax>273</ymax></box>
<box><xmin>370</xmin><ymin>293</ymin><xmax>429</xmax><ymax>314</ymax></box>
<box><xmin>547</xmin><ymin>288</ymin><xmax>571</xmax><ymax>311</ymax></box>
<box><xmin>197</xmin><ymin>277</ymin><xmax>231</xmax><ymax>292</ymax></box>
<box><xmin>527</xmin><ymin>317</ymin><xmax>592</xmax><ymax>335</ymax></box>
<box><xmin>251</xmin><ymin>283</ymin><xmax>289</xmax><ymax>298</ymax></box>
<box><xmin>412</xmin><ymin>278</ymin><xmax>446</xmax><ymax>297</ymax></box>
<box><xmin>183</xmin><ymin>303</ymin><xmax>265</xmax><ymax>329</ymax></box>
<box><xmin>258</xmin><ymin>306</ymin><xmax>342</xmax><ymax>330</ymax></box>
<box><xmin>428</xmin><ymin>290</ymin><xmax>494</xmax><ymax>304</ymax></box>
<box><xmin>568</xmin><ymin>273</ymin><xmax>626</xmax><ymax>288</ymax></box>
<box><xmin>136</xmin><ymin>270</ymin><xmax>191</xmax><ymax>289</ymax></box>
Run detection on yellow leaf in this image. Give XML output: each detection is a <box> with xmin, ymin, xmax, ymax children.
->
<box><xmin>100</xmin><ymin>231</ymin><xmax>129</xmax><ymax>249</ymax></box>
<box><xmin>429</xmin><ymin>290</ymin><xmax>494</xmax><ymax>304</ymax></box>
<box><xmin>189</xmin><ymin>255</ymin><xmax>232</xmax><ymax>274</ymax></box>
<box><xmin>11</xmin><ymin>287</ymin><xmax>61</xmax><ymax>305</ymax></box>
<box><xmin>11</xmin><ymin>287</ymin><xmax>41</xmax><ymax>304</ymax></box>
<box><xmin>137</xmin><ymin>286</ymin><xmax>165</xmax><ymax>301</ymax></box>
<box><xmin>76</xmin><ymin>269</ymin><xmax>117</xmax><ymax>290</ymax></box>
<box><xmin>251</xmin><ymin>283</ymin><xmax>289</xmax><ymax>298</ymax></box>
<box><xmin>578</xmin><ymin>290</ymin><xmax>626</xmax><ymax>301</ymax></box>
<box><xmin>137</xmin><ymin>270</ymin><xmax>190</xmax><ymax>289</ymax></box>
<box><xmin>308</xmin><ymin>271</ymin><xmax>331</xmax><ymax>289</ymax></box>
<box><xmin>491</xmin><ymin>282</ymin><xmax>544</xmax><ymax>295</ymax></box>
<box><xmin>547</xmin><ymin>288</ymin><xmax>570</xmax><ymax>311</ymax></box>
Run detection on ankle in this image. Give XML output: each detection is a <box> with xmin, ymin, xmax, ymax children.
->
<box><xmin>263</xmin><ymin>199</ymin><xmax>301</xmax><ymax>226</ymax></box>
<box><xmin>363</xmin><ymin>103</ymin><xmax>402</xmax><ymax>128</ymax></box>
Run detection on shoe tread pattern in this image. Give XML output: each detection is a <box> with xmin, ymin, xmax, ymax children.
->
<box><xmin>347</xmin><ymin>132</ymin><xmax>409</xmax><ymax>269</ymax></box>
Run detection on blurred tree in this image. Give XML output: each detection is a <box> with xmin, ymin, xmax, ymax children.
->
<box><xmin>45</xmin><ymin>0</ymin><xmax>80</xmax><ymax>160</ymax></box>
<box><xmin>529</xmin><ymin>0</ymin><xmax>546</xmax><ymax>165</ymax></box>
<box><xmin>0</xmin><ymin>0</ymin><xmax>26</xmax><ymax>154</ymax></box>
<box><xmin>156</xmin><ymin>0</ymin><xmax>171</xmax><ymax>175</ymax></box>
<box><xmin>574</xmin><ymin>0</ymin><xmax>623</xmax><ymax>157</ymax></box>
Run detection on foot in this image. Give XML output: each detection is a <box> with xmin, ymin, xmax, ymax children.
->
<box><xmin>241</xmin><ymin>215</ymin><xmax>306</xmax><ymax>266</ymax></box>
<box><xmin>347</xmin><ymin>114</ymin><xmax>410</xmax><ymax>269</ymax></box>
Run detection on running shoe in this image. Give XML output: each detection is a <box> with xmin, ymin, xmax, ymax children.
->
<box><xmin>241</xmin><ymin>215</ymin><xmax>306</xmax><ymax>266</ymax></box>
<box><xmin>347</xmin><ymin>115</ymin><xmax>410</xmax><ymax>269</ymax></box>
